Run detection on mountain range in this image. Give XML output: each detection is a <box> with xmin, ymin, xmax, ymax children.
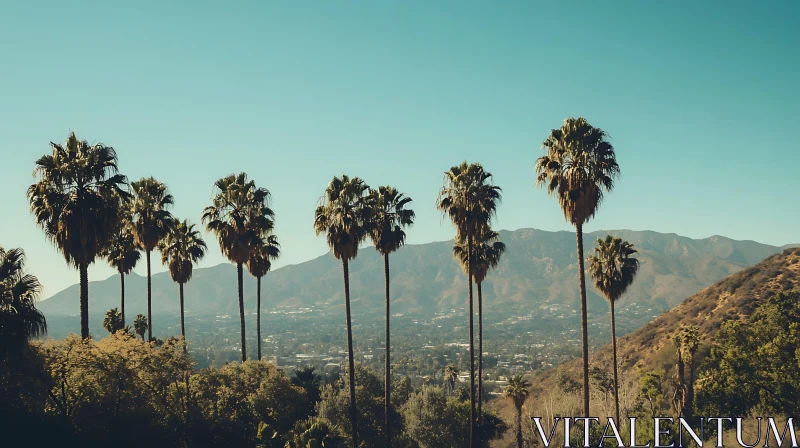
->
<box><xmin>39</xmin><ymin>229</ymin><xmax>787</xmax><ymax>322</ymax></box>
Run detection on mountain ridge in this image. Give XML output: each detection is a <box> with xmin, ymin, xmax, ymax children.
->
<box><xmin>39</xmin><ymin>229</ymin><xmax>786</xmax><ymax>324</ymax></box>
<box><xmin>533</xmin><ymin>247</ymin><xmax>800</xmax><ymax>391</ymax></box>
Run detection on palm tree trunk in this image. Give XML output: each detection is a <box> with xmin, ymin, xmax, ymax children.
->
<box><xmin>516</xmin><ymin>406</ymin><xmax>523</xmax><ymax>448</ymax></box>
<box><xmin>468</xmin><ymin>233</ymin><xmax>476</xmax><ymax>448</ymax></box>
<box><xmin>79</xmin><ymin>261</ymin><xmax>89</xmax><ymax>339</ymax></box>
<box><xmin>343</xmin><ymin>258</ymin><xmax>358</xmax><ymax>448</ymax></box>
<box><xmin>383</xmin><ymin>252</ymin><xmax>391</xmax><ymax>448</ymax></box>
<box><xmin>179</xmin><ymin>282</ymin><xmax>186</xmax><ymax>342</ymax></box>
<box><xmin>120</xmin><ymin>272</ymin><xmax>125</xmax><ymax>327</ymax></box>
<box><xmin>575</xmin><ymin>223</ymin><xmax>590</xmax><ymax>417</ymax></box>
<box><xmin>478</xmin><ymin>280</ymin><xmax>483</xmax><ymax>427</ymax></box>
<box><xmin>146</xmin><ymin>249</ymin><xmax>153</xmax><ymax>342</ymax></box>
<box><xmin>257</xmin><ymin>275</ymin><xmax>262</xmax><ymax>361</ymax></box>
<box><xmin>237</xmin><ymin>262</ymin><xmax>247</xmax><ymax>362</ymax></box>
<box><xmin>687</xmin><ymin>360</ymin><xmax>695</xmax><ymax>415</ymax></box>
<box><xmin>676</xmin><ymin>351</ymin><xmax>685</xmax><ymax>417</ymax></box>
<box><xmin>611</xmin><ymin>300</ymin><xmax>620</xmax><ymax>424</ymax></box>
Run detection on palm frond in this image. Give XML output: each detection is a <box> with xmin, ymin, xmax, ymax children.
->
<box><xmin>0</xmin><ymin>245</ymin><xmax>47</xmax><ymax>352</ymax></box>
<box><xmin>534</xmin><ymin>117</ymin><xmax>619</xmax><ymax>226</ymax></box>
<box><xmin>204</xmin><ymin>173</ymin><xmax>275</xmax><ymax>265</ymax></box>
<box><xmin>130</xmin><ymin>177</ymin><xmax>175</xmax><ymax>252</ymax></box>
<box><xmin>587</xmin><ymin>235</ymin><xmax>640</xmax><ymax>304</ymax></box>
<box><xmin>366</xmin><ymin>185</ymin><xmax>415</xmax><ymax>256</ymax></box>
<box><xmin>27</xmin><ymin>132</ymin><xmax>129</xmax><ymax>268</ymax></box>
<box><xmin>313</xmin><ymin>175</ymin><xmax>370</xmax><ymax>261</ymax></box>
<box><xmin>158</xmin><ymin>219</ymin><xmax>207</xmax><ymax>284</ymax></box>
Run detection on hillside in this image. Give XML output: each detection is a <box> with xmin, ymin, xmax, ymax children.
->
<box><xmin>536</xmin><ymin>247</ymin><xmax>800</xmax><ymax>389</ymax></box>
<box><xmin>39</xmin><ymin>229</ymin><xmax>784</xmax><ymax>322</ymax></box>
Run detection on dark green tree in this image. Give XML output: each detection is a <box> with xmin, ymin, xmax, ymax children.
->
<box><xmin>285</xmin><ymin>418</ymin><xmax>345</xmax><ymax>448</ymax></box>
<box><xmin>293</xmin><ymin>366</ymin><xmax>323</xmax><ymax>416</ymax></box>
<box><xmin>696</xmin><ymin>290</ymin><xmax>800</xmax><ymax>417</ymax></box>
<box><xmin>639</xmin><ymin>372</ymin><xmax>664</xmax><ymax>419</ymax></box>
<box><xmin>402</xmin><ymin>385</ymin><xmax>507</xmax><ymax>447</ymax></box>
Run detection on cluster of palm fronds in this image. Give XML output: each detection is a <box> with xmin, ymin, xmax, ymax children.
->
<box><xmin>0</xmin><ymin>246</ymin><xmax>46</xmax><ymax>356</ymax></box>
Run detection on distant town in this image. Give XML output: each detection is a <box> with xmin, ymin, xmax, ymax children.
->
<box><xmin>43</xmin><ymin>298</ymin><xmax>662</xmax><ymax>393</ymax></box>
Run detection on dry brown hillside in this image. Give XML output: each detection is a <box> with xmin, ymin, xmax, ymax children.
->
<box><xmin>535</xmin><ymin>247</ymin><xmax>800</xmax><ymax>392</ymax></box>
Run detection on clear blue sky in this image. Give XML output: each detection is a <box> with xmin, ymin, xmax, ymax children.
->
<box><xmin>1</xmin><ymin>1</ymin><xmax>798</xmax><ymax>298</ymax></box>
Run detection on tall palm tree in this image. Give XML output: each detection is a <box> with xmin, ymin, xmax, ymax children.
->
<box><xmin>535</xmin><ymin>117</ymin><xmax>620</xmax><ymax>416</ymax></box>
<box><xmin>453</xmin><ymin>228</ymin><xmax>505</xmax><ymax>425</ymax></box>
<box><xmin>158</xmin><ymin>219</ymin><xmax>207</xmax><ymax>343</ymax></box>
<box><xmin>130</xmin><ymin>177</ymin><xmax>174</xmax><ymax>341</ymax></box>
<box><xmin>503</xmin><ymin>374</ymin><xmax>531</xmax><ymax>448</ymax></box>
<box><xmin>0</xmin><ymin>246</ymin><xmax>47</xmax><ymax>355</ymax></box>
<box><xmin>28</xmin><ymin>132</ymin><xmax>129</xmax><ymax>339</ymax></box>
<box><xmin>313</xmin><ymin>175</ymin><xmax>371</xmax><ymax>448</ymax></box>
<box><xmin>203</xmin><ymin>173</ymin><xmax>274</xmax><ymax>362</ymax></box>
<box><xmin>437</xmin><ymin>161</ymin><xmax>501</xmax><ymax>447</ymax></box>
<box><xmin>101</xmin><ymin>210</ymin><xmax>140</xmax><ymax>326</ymax></box>
<box><xmin>366</xmin><ymin>185</ymin><xmax>414</xmax><ymax>448</ymax></box>
<box><xmin>587</xmin><ymin>235</ymin><xmax>639</xmax><ymax>424</ymax></box>
<box><xmin>247</xmin><ymin>234</ymin><xmax>280</xmax><ymax>361</ymax></box>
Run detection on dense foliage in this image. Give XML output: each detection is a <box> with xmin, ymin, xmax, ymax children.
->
<box><xmin>696</xmin><ymin>290</ymin><xmax>800</xmax><ymax>417</ymax></box>
<box><xmin>0</xmin><ymin>334</ymin><xmax>508</xmax><ymax>447</ymax></box>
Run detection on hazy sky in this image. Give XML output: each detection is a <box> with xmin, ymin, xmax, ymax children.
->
<box><xmin>1</xmin><ymin>1</ymin><xmax>798</xmax><ymax>299</ymax></box>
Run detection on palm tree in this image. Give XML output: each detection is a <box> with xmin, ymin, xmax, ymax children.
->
<box><xmin>247</xmin><ymin>234</ymin><xmax>280</xmax><ymax>361</ymax></box>
<box><xmin>28</xmin><ymin>132</ymin><xmax>129</xmax><ymax>339</ymax></box>
<box><xmin>103</xmin><ymin>307</ymin><xmax>124</xmax><ymax>334</ymax></box>
<box><xmin>437</xmin><ymin>161</ymin><xmax>501</xmax><ymax>447</ymax></box>
<box><xmin>133</xmin><ymin>314</ymin><xmax>148</xmax><ymax>341</ymax></box>
<box><xmin>366</xmin><ymin>185</ymin><xmax>414</xmax><ymax>448</ymax></box>
<box><xmin>503</xmin><ymin>374</ymin><xmax>530</xmax><ymax>448</ymax></box>
<box><xmin>587</xmin><ymin>235</ymin><xmax>639</xmax><ymax>424</ymax></box>
<box><xmin>158</xmin><ymin>219</ymin><xmax>207</xmax><ymax>343</ymax></box>
<box><xmin>101</xmin><ymin>211</ymin><xmax>140</xmax><ymax>326</ymax></box>
<box><xmin>286</xmin><ymin>418</ymin><xmax>345</xmax><ymax>448</ymax></box>
<box><xmin>535</xmin><ymin>117</ymin><xmax>620</xmax><ymax>416</ymax></box>
<box><xmin>313</xmin><ymin>175</ymin><xmax>371</xmax><ymax>448</ymax></box>
<box><xmin>0</xmin><ymin>246</ymin><xmax>47</xmax><ymax>355</ymax></box>
<box><xmin>203</xmin><ymin>173</ymin><xmax>274</xmax><ymax>362</ymax></box>
<box><xmin>293</xmin><ymin>366</ymin><xmax>323</xmax><ymax>415</ymax></box>
<box><xmin>671</xmin><ymin>335</ymin><xmax>687</xmax><ymax>417</ymax></box>
<box><xmin>681</xmin><ymin>325</ymin><xmax>699</xmax><ymax>415</ymax></box>
<box><xmin>444</xmin><ymin>364</ymin><xmax>460</xmax><ymax>393</ymax></box>
<box><xmin>453</xmin><ymin>227</ymin><xmax>505</xmax><ymax>425</ymax></box>
<box><xmin>130</xmin><ymin>177</ymin><xmax>174</xmax><ymax>341</ymax></box>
